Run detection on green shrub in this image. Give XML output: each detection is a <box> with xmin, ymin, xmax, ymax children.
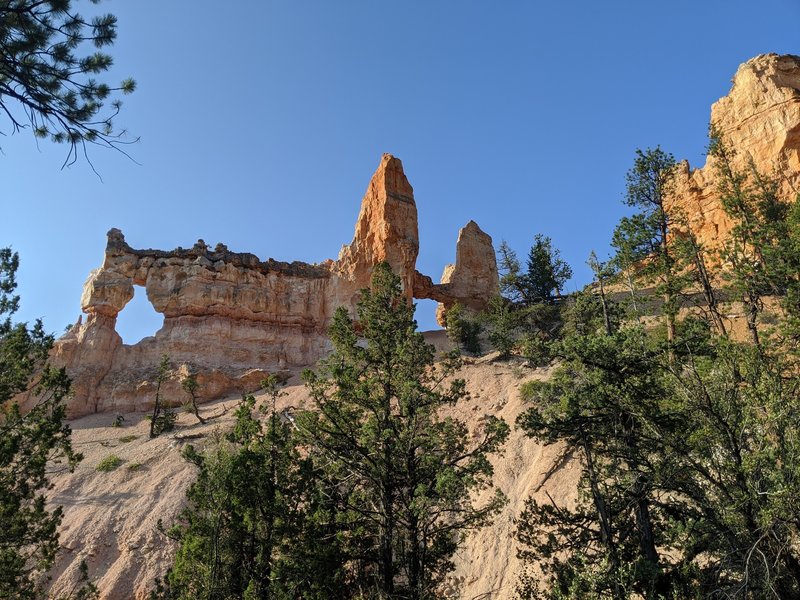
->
<box><xmin>119</xmin><ymin>435</ymin><xmax>138</xmax><ymax>443</ymax></box>
<box><xmin>483</xmin><ymin>296</ymin><xmax>519</xmax><ymax>357</ymax></box>
<box><xmin>96</xmin><ymin>455</ymin><xmax>123</xmax><ymax>472</ymax></box>
<box><xmin>446</xmin><ymin>302</ymin><xmax>483</xmax><ymax>355</ymax></box>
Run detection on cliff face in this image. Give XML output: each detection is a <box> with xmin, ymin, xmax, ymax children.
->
<box><xmin>45</xmin><ymin>154</ymin><xmax>499</xmax><ymax>417</ymax></box>
<box><xmin>670</xmin><ymin>53</ymin><xmax>800</xmax><ymax>247</ymax></box>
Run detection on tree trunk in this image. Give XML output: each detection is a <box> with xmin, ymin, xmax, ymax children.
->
<box><xmin>691</xmin><ymin>237</ymin><xmax>727</xmax><ymax>337</ymax></box>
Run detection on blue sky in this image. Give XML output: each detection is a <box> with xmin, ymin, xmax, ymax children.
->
<box><xmin>2</xmin><ymin>1</ymin><xmax>799</xmax><ymax>339</ymax></box>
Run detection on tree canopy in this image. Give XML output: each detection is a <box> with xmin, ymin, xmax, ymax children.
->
<box><xmin>0</xmin><ymin>0</ymin><xmax>135</xmax><ymax>167</ymax></box>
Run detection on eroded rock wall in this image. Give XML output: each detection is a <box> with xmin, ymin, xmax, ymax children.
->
<box><xmin>46</xmin><ymin>154</ymin><xmax>499</xmax><ymax>417</ymax></box>
<box><xmin>670</xmin><ymin>53</ymin><xmax>800</xmax><ymax>248</ymax></box>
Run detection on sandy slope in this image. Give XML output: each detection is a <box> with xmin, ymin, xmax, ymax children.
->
<box><xmin>45</xmin><ymin>352</ymin><xmax>579</xmax><ymax>600</ymax></box>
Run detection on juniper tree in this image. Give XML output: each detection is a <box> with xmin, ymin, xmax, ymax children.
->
<box><xmin>0</xmin><ymin>0</ymin><xmax>136</xmax><ymax>166</ymax></box>
<box><xmin>149</xmin><ymin>355</ymin><xmax>174</xmax><ymax>438</ymax></box>
<box><xmin>515</xmin><ymin>319</ymin><xmax>681</xmax><ymax>599</ymax></box>
<box><xmin>180</xmin><ymin>371</ymin><xmax>204</xmax><ymax>424</ymax></box>
<box><xmin>707</xmin><ymin>127</ymin><xmax>800</xmax><ymax>350</ymax></box>
<box><xmin>301</xmin><ymin>262</ymin><xmax>509</xmax><ymax>599</ymax></box>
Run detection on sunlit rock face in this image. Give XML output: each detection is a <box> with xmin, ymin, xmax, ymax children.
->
<box><xmin>42</xmin><ymin>154</ymin><xmax>499</xmax><ymax>417</ymax></box>
<box><xmin>413</xmin><ymin>220</ymin><xmax>499</xmax><ymax>327</ymax></box>
<box><xmin>669</xmin><ymin>53</ymin><xmax>800</xmax><ymax>248</ymax></box>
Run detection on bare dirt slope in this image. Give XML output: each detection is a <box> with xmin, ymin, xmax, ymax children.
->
<box><xmin>46</xmin><ymin>355</ymin><xmax>579</xmax><ymax>600</ymax></box>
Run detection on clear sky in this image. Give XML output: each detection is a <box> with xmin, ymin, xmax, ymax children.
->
<box><xmin>2</xmin><ymin>1</ymin><xmax>799</xmax><ymax>340</ymax></box>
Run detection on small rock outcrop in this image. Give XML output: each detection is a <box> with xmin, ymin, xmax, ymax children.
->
<box><xmin>43</xmin><ymin>154</ymin><xmax>499</xmax><ymax>417</ymax></box>
<box><xmin>669</xmin><ymin>53</ymin><xmax>800</xmax><ymax>248</ymax></box>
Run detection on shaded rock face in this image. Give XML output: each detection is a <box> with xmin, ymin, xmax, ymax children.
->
<box><xmin>45</xmin><ymin>154</ymin><xmax>499</xmax><ymax>417</ymax></box>
<box><xmin>670</xmin><ymin>53</ymin><xmax>800</xmax><ymax>248</ymax></box>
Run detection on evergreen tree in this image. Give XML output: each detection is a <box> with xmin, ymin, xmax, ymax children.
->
<box><xmin>515</xmin><ymin>137</ymin><xmax>800</xmax><ymax>599</ymax></box>
<box><xmin>611</xmin><ymin>147</ymin><xmax>683</xmax><ymax>346</ymax></box>
<box><xmin>445</xmin><ymin>302</ymin><xmax>482</xmax><ymax>355</ymax></box>
<box><xmin>0</xmin><ymin>0</ymin><xmax>136</xmax><ymax>166</ymax></box>
<box><xmin>498</xmin><ymin>236</ymin><xmax>572</xmax><ymax>306</ymax></box>
<box><xmin>301</xmin><ymin>262</ymin><xmax>509</xmax><ymax>599</ymax></box>
<box><xmin>524</xmin><ymin>234</ymin><xmax>573</xmax><ymax>305</ymax></box>
<box><xmin>149</xmin><ymin>355</ymin><xmax>175</xmax><ymax>438</ymax></box>
<box><xmin>161</xmin><ymin>376</ymin><xmax>347</xmax><ymax>599</ymax></box>
<box><xmin>0</xmin><ymin>248</ymin><xmax>83</xmax><ymax>599</ymax></box>
<box><xmin>180</xmin><ymin>371</ymin><xmax>205</xmax><ymax>424</ymax></box>
<box><xmin>707</xmin><ymin>127</ymin><xmax>800</xmax><ymax>350</ymax></box>
<box><xmin>515</xmin><ymin>318</ymin><xmax>681</xmax><ymax>599</ymax></box>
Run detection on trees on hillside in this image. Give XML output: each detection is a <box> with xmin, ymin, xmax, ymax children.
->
<box><xmin>302</xmin><ymin>262</ymin><xmax>508</xmax><ymax>599</ymax></box>
<box><xmin>514</xmin><ymin>140</ymin><xmax>800</xmax><ymax>599</ymax></box>
<box><xmin>0</xmin><ymin>0</ymin><xmax>136</xmax><ymax>165</ymax></box>
<box><xmin>0</xmin><ymin>248</ymin><xmax>83</xmax><ymax>599</ymax></box>
<box><xmin>160</xmin><ymin>377</ymin><xmax>346</xmax><ymax>599</ymax></box>
<box><xmin>161</xmin><ymin>263</ymin><xmax>509</xmax><ymax>599</ymax></box>
<box><xmin>611</xmin><ymin>147</ymin><xmax>683</xmax><ymax>346</ymax></box>
<box><xmin>498</xmin><ymin>236</ymin><xmax>572</xmax><ymax>306</ymax></box>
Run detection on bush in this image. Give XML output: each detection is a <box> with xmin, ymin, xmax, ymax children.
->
<box><xmin>446</xmin><ymin>302</ymin><xmax>482</xmax><ymax>355</ymax></box>
<box><xmin>483</xmin><ymin>296</ymin><xmax>519</xmax><ymax>357</ymax></box>
<box><xmin>97</xmin><ymin>455</ymin><xmax>123</xmax><ymax>472</ymax></box>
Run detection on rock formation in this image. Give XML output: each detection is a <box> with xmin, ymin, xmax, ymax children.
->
<box><xmin>413</xmin><ymin>220</ymin><xmax>499</xmax><ymax>326</ymax></box>
<box><xmin>669</xmin><ymin>53</ymin><xmax>800</xmax><ymax>248</ymax></box>
<box><xmin>42</xmin><ymin>154</ymin><xmax>499</xmax><ymax>417</ymax></box>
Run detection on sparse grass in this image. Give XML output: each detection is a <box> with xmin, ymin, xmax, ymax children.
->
<box><xmin>119</xmin><ymin>435</ymin><xmax>139</xmax><ymax>443</ymax></box>
<box><xmin>126</xmin><ymin>462</ymin><xmax>142</xmax><ymax>472</ymax></box>
<box><xmin>96</xmin><ymin>455</ymin><xmax>123</xmax><ymax>472</ymax></box>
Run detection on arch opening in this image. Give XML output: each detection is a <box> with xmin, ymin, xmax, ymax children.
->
<box><xmin>414</xmin><ymin>298</ymin><xmax>442</xmax><ymax>332</ymax></box>
<box><xmin>115</xmin><ymin>285</ymin><xmax>164</xmax><ymax>345</ymax></box>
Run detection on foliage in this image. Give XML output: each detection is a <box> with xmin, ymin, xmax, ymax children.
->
<box><xmin>483</xmin><ymin>295</ymin><xmax>520</xmax><ymax>357</ymax></box>
<box><xmin>708</xmin><ymin>127</ymin><xmax>800</xmax><ymax>350</ymax></box>
<box><xmin>498</xmin><ymin>236</ymin><xmax>572</xmax><ymax>306</ymax></box>
<box><xmin>516</xmin><ymin>325</ymin><xmax>681</xmax><ymax>599</ymax></box>
<box><xmin>611</xmin><ymin>147</ymin><xmax>685</xmax><ymax>345</ymax></box>
<box><xmin>301</xmin><ymin>262</ymin><xmax>509</xmax><ymax>599</ymax></box>
<box><xmin>159</xmin><ymin>376</ymin><xmax>347</xmax><ymax>600</ymax></box>
<box><xmin>515</xmin><ymin>137</ymin><xmax>800</xmax><ymax>599</ymax></box>
<box><xmin>0</xmin><ymin>248</ymin><xmax>83</xmax><ymax>599</ymax></box>
<box><xmin>95</xmin><ymin>454</ymin><xmax>122</xmax><ymax>472</ymax></box>
<box><xmin>445</xmin><ymin>301</ymin><xmax>482</xmax><ymax>355</ymax></box>
<box><xmin>180</xmin><ymin>370</ymin><xmax>205</xmax><ymax>424</ymax></box>
<box><xmin>149</xmin><ymin>355</ymin><xmax>175</xmax><ymax>438</ymax></box>
<box><xmin>0</xmin><ymin>0</ymin><xmax>136</xmax><ymax>167</ymax></box>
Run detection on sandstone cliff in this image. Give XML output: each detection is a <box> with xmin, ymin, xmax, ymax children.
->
<box><xmin>670</xmin><ymin>53</ymin><xmax>800</xmax><ymax>248</ymax></box>
<box><xmin>43</xmin><ymin>154</ymin><xmax>499</xmax><ymax>417</ymax></box>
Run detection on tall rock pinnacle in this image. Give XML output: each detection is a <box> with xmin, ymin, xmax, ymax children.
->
<box><xmin>334</xmin><ymin>153</ymin><xmax>420</xmax><ymax>304</ymax></box>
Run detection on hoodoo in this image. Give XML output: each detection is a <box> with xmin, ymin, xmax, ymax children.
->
<box><xmin>43</xmin><ymin>154</ymin><xmax>499</xmax><ymax>417</ymax></box>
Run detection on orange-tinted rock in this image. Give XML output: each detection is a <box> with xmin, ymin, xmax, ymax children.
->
<box><xmin>38</xmin><ymin>154</ymin><xmax>497</xmax><ymax>417</ymax></box>
<box><xmin>332</xmin><ymin>153</ymin><xmax>419</xmax><ymax>306</ymax></box>
<box><xmin>670</xmin><ymin>54</ymin><xmax>800</xmax><ymax>248</ymax></box>
<box><xmin>413</xmin><ymin>221</ymin><xmax>499</xmax><ymax>326</ymax></box>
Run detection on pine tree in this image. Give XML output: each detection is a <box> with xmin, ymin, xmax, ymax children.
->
<box><xmin>611</xmin><ymin>147</ymin><xmax>684</xmax><ymax>347</ymax></box>
<box><xmin>0</xmin><ymin>0</ymin><xmax>136</xmax><ymax>166</ymax></box>
<box><xmin>301</xmin><ymin>262</ymin><xmax>509</xmax><ymax>599</ymax></box>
